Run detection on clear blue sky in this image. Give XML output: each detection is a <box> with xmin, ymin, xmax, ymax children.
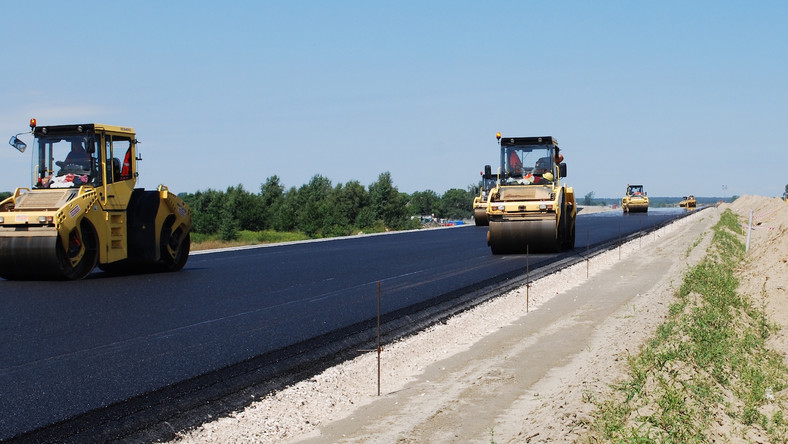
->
<box><xmin>2</xmin><ymin>1</ymin><xmax>786</xmax><ymax>199</ymax></box>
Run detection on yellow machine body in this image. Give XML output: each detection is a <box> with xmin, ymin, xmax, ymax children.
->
<box><xmin>0</xmin><ymin>122</ymin><xmax>192</xmax><ymax>280</ymax></box>
<box><xmin>472</xmin><ymin>194</ymin><xmax>488</xmax><ymax>226</ymax></box>
<box><xmin>484</xmin><ymin>136</ymin><xmax>576</xmax><ymax>254</ymax></box>
<box><xmin>622</xmin><ymin>184</ymin><xmax>649</xmax><ymax>213</ymax></box>
<box><xmin>472</xmin><ymin>167</ymin><xmax>496</xmax><ymax>226</ymax></box>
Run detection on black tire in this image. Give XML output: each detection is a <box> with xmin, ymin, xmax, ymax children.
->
<box><xmin>559</xmin><ymin>204</ymin><xmax>575</xmax><ymax>250</ymax></box>
<box><xmin>554</xmin><ymin>211</ymin><xmax>565</xmax><ymax>253</ymax></box>
<box><xmin>56</xmin><ymin>222</ymin><xmax>99</xmax><ymax>280</ymax></box>
<box><xmin>159</xmin><ymin>223</ymin><xmax>190</xmax><ymax>272</ymax></box>
<box><xmin>569</xmin><ymin>218</ymin><xmax>576</xmax><ymax>248</ymax></box>
<box><xmin>564</xmin><ymin>214</ymin><xmax>576</xmax><ymax>250</ymax></box>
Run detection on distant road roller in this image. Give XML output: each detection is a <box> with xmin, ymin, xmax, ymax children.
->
<box><xmin>0</xmin><ymin>119</ymin><xmax>192</xmax><ymax>280</ymax></box>
<box><xmin>485</xmin><ymin>134</ymin><xmax>576</xmax><ymax>254</ymax></box>
<box><xmin>473</xmin><ymin>165</ymin><xmax>496</xmax><ymax>226</ymax></box>
<box><xmin>622</xmin><ymin>184</ymin><xmax>649</xmax><ymax>213</ymax></box>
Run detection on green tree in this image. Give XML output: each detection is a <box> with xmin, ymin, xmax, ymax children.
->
<box><xmin>260</xmin><ymin>175</ymin><xmax>285</xmax><ymax>230</ymax></box>
<box><xmin>218</xmin><ymin>185</ymin><xmax>249</xmax><ymax>240</ymax></box>
<box><xmin>583</xmin><ymin>191</ymin><xmax>595</xmax><ymax>206</ymax></box>
<box><xmin>228</xmin><ymin>184</ymin><xmax>265</xmax><ymax>232</ymax></box>
<box><xmin>440</xmin><ymin>188</ymin><xmax>473</xmax><ymax>220</ymax></box>
<box><xmin>272</xmin><ymin>186</ymin><xmax>299</xmax><ymax>232</ymax></box>
<box><xmin>182</xmin><ymin>189</ymin><xmax>224</xmax><ymax>234</ymax></box>
<box><xmin>296</xmin><ymin>174</ymin><xmax>334</xmax><ymax>237</ymax></box>
<box><xmin>0</xmin><ymin>191</ymin><xmax>11</xmax><ymax>201</ymax></box>
<box><xmin>368</xmin><ymin>171</ymin><xmax>408</xmax><ymax>229</ymax></box>
<box><xmin>409</xmin><ymin>190</ymin><xmax>441</xmax><ymax>217</ymax></box>
<box><xmin>355</xmin><ymin>206</ymin><xmax>377</xmax><ymax>229</ymax></box>
<box><xmin>332</xmin><ymin>180</ymin><xmax>369</xmax><ymax>231</ymax></box>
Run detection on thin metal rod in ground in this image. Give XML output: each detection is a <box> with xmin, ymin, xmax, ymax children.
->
<box><xmin>526</xmin><ymin>244</ymin><xmax>530</xmax><ymax>313</ymax></box>
<box><xmin>377</xmin><ymin>281</ymin><xmax>381</xmax><ymax>397</ymax></box>
<box><xmin>746</xmin><ymin>210</ymin><xmax>753</xmax><ymax>252</ymax></box>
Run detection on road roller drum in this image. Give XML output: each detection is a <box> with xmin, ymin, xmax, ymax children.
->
<box><xmin>487</xmin><ymin>218</ymin><xmax>557</xmax><ymax>254</ymax></box>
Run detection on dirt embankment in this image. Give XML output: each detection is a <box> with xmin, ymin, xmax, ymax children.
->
<box><xmin>170</xmin><ymin>196</ymin><xmax>787</xmax><ymax>443</ymax></box>
<box><xmin>730</xmin><ymin>196</ymin><xmax>788</xmax><ymax>359</ymax></box>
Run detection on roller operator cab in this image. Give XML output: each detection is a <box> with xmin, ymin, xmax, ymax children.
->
<box><xmin>484</xmin><ymin>134</ymin><xmax>576</xmax><ymax>254</ymax></box>
<box><xmin>622</xmin><ymin>184</ymin><xmax>649</xmax><ymax>213</ymax></box>
<box><xmin>0</xmin><ymin>119</ymin><xmax>192</xmax><ymax>280</ymax></box>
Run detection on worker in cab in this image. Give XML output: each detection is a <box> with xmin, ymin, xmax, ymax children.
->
<box><xmin>60</xmin><ymin>140</ymin><xmax>91</xmax><ymax>170</ymax></box>
<box><xmin>530</xmin><ymin>157</ymin><xmax>553</xmax><ymax>184</ymax></box>
<box><xmin>509</xmin><ymin>150</ymin><xmax>523</xmax><ymax>176</ymax></box>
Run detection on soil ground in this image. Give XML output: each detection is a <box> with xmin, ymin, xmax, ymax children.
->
<box><xmin>170</xmin><ymin>196</ymin><xmax>788</xmax><ymax>443</ymax></box>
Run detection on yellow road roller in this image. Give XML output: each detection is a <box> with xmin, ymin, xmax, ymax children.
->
<box><xmin>622</xmin><ymin>184</ymin><xmax>649</xmax><ymax>213</ymax></box>
<box><xmin>473</xmin><ymin>165</ymin><xmax>496</xmax><ymax>226</ymax></box>
<box><xmin>0</xmin><ymin>119</ymin><xmax>192</xmax><ymax>280</ymax></box>
<box><xmin>485</xmin><ymin>134</ymin><xmax>576</xmax><ymax>254</ymax></box>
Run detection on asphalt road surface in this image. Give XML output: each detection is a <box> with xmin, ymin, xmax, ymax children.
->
<box><xmin>0</xmin><ymin>208</ymin><xmax>684</xmax><ymax>440</ymax></box>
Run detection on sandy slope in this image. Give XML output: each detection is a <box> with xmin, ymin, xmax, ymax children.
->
<box><xmin>170</xmin><ymin>196</ymin><xmax>787</xmax><ymax>443</ymax></box>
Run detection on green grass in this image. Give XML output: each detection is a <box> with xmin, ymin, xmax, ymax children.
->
<box><xmin>191</xmin><ymin>230</ymin><xmax>310</xmax><ymax>250</ymax></box>
<box><xmin>191</xmin><ymin>223</ymin><xmax>399</xmax><ymax>251</ymax></box>
<box><xmin>684</xmin><ymin>231</ymin><xmax>707</xmax><ymax>258</ymax></box>
<box><xmin>584</xmin><ymin>209</ymin><xmax>788</xmax><ymax>442</ymax></box>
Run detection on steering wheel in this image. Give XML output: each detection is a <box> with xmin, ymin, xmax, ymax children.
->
<box><xmin>57</xmin><ymin>163</ymin><xmax>90</xmax><ymax>176</ymax></box>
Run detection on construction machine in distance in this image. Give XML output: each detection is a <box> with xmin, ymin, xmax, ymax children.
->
<box><xmin>622</xmin><ymin>184</ymin><xmax>649</xmax><ymax>213</ymax></box>
<box><xmin>679</xmin><ymin>195</ymin><xmax>696</xmax><ymax>209</ymax></box>
<box><xmin>472</xmin><ymin>165</ymin><xmax>496</xmax><ymax>226</ymax></box>
<box><xmin>484</xmin><ymin>134</ymin><xmax>576</xmax><ymax>254</ymax></box>
<box><xmin>0</xmin><ymin>119</ymin><xmax>192</xmax><ymax>280</ymax></box>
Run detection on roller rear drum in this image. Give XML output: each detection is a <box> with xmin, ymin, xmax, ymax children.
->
<box><xmin>488</xmin><ymin>219</ymin><xmax>557</xmax><ymax>254</ymax></box>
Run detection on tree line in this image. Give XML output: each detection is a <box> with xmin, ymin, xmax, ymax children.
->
<box><xmin>180</xmin><ymin>172</ymin><xmax>475</xmax><ymax>241</ymax></box>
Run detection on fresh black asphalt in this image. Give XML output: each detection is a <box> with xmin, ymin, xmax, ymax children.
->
<box><xmin>0</xmin><ymin>208</ymin><xmax>684</xmax><ymax>440</ymax></box>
